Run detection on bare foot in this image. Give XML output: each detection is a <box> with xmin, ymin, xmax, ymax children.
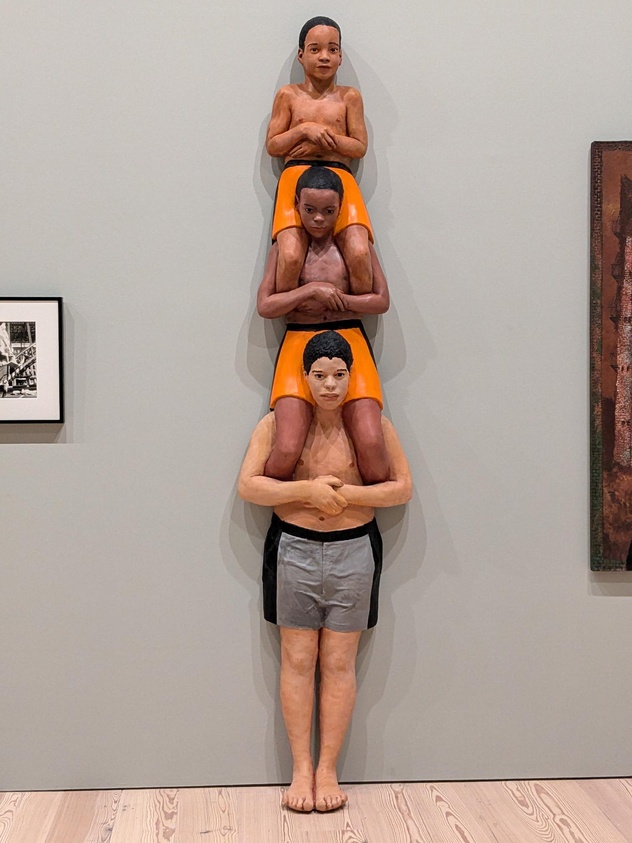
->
<box><xmin>282</xmin><ymin>768</ymin><xmax>314</xmax><ymax>812</ymax></box>
<box><xmin>314</xmin><ymin>768</ymin><xmax>347</xmax><ymax>812</ymax></box>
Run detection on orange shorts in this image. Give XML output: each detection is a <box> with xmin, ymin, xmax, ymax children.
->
<box><xmin>272</xmin><ymin>163</ymin><xmax>374</xmax><ymax>242</ymax></box>
<box><xmin>270</xmin><ymin>321</ymin><xmax>382</xmax><ymax>410</ymax></box>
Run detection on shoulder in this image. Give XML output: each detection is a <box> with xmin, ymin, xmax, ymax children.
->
<box><xmin>250</xmin><ymin>412</ymin><xmax>275</xmax><ymax>442</ymax></box>
<box><xmin>274</xmin><ymin>84</ymin><xmax>299</xmax><ymax>102</ymax></box>
<box><xmin>381</xmin><ymin>416</ymin><xmax>402</xmax><ymax>449</ymax></box>
<box><xmin>381</xmin><ymin>416</ymin><xmax>395</xmax><ymax>436</ymax></box>
<box><xmin>340</xmin><ymin>86</ymin><xmax>363</xmax><ymax>104</ymax></box>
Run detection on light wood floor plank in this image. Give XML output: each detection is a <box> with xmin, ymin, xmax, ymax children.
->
<box><xmin>0</xmin><ymin>792</ymin><xmax>29</xmax><ymax>843</ymax></box>
<box><xmin>579</xmin><ymin>779</ymin><xmax>632</xmax><ymax>839</ymax></box>
<box><xmin>345</xmin><ymin>782</ymin><xmax>434</xmax><ymax>842</ymax></box>
<box><xmin>108</xmin><ymin>788</ymin><xmax>178</xmax><ymax>843</ymax></box>
<box><xmin>541</xmin><ymin>780</ymin><xmax>630</xmax><ymax>843</ymax></box>
<box><xmin>78</xmin><ymin>790</ymin><xmax>122</xmax><ymax>843</ymax></box>
<box><xmin>42</xmin><ymin>790</ymin><xmax>108</xmax><ymax>843</ymax></box>
<box><xmin>2</xmin><ymin>779</ymin><xmax>632</xmax><ymax>842</ymax></box>
<box><xmin>174</xmin><ymin>787</ymin><xmax>237</xmax><ymax>842</ymax></box>
<box><xmin>233</xmin><ymin>786</ymin><xmax>285</xmax><ymax>843</ymax></box>
<box><xmin>0</xmin><ymin>792</ymin><xmax>62</xmax><ymax>843</ymax></box>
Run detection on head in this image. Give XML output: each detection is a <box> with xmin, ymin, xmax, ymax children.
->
<box><xmin>298</xmin><ymin>16</ymin><xmax>341</xmax><ymax>50</ymax></box>
<box><xmin>298</xmin><ymin>17</ymin><xmax>342</xmax><ymax>81</ymax></box>
<box><xmin>303</xmin><ymin>331</ymin><xmax>353</xmax><ymax>409</ymax></box>
<box><xmin>295</xmin><ymin>167</ymin><xmax>343</xmax><ymax>238</ymax></box>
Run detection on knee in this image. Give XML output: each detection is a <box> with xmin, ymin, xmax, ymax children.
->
<box><xmin>344</xmin><ymin>404</ymin><xmax>386</xmax><ymax>455</ymax></box>
<box><xmin>271</xmin><ymin>430</ymin><xmax>306</xmax><ymax>463</ymax></box>
<box><xmin>338</xmin><ymin>228</ymin><xmax>370</xmax><ymax>267</ymax></box>
<box><xmin>283</xmin><ymin>648</ymin><xmax>318</xmax><ymax>676</ymax></box>
<box><xmin>320</xmin><ymin>652</ymin><xmax>355</xmax><ymax>679</ymax></box>
<box><xmin>278</xmin><ymin>236</ymin><xmax>307</xmax><ymax>274</ymax></box>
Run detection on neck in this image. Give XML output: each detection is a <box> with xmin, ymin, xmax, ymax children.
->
<box><xmin>313</xmin><ymin>405</ymin><xmax>343</xmax><ymax>428</ymax></box>
<box><xmin>304</xmin><ymin>75</ymin><xmax>336</xmax><ymax>96</ymax></box>
<box><xmin>309</xmin><ymin>231</ymin><xmax>336</xmax><ymax>249</ymax></box>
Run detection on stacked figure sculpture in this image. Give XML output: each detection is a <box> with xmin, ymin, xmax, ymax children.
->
<box><xmin>239</xmin><ymin>17</ymin><xmax>412</xmax><ymax>813</ymax></box>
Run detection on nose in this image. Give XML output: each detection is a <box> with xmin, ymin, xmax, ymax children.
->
<box><xmin>324</xmin><ymin>375</ymin><xmax>337</xmax><ymax>390</ymax></box>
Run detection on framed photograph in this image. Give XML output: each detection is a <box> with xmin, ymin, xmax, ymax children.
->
<box><xmin>591</xmin><ymin>143</ymin><xmax>632</xmax><ymax>570</ymax></box>
<box><xmin>0</xmin><ymin>297</ymin><xmax>63</xmax><ymax>423</ymax></box>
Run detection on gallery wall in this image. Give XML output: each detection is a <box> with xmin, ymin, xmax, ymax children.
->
<box><xmin>2</xmin><ymin>0</ymin><xmax>632</xmax><ymax>789</ymax></box>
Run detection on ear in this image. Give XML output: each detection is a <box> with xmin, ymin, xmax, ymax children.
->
<box><xmin>297</xmin><ymin>48</ymin><xmax>304</xmax><ymax>64</ymax></box>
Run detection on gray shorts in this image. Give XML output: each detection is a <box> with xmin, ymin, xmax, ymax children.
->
<box><xmin>263</xmin><ymin>514</ymin><xmax>383</xmax><ymax>631</ymax></box>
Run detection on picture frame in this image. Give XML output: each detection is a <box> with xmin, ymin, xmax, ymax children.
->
<box><xmin>0</xmin><ymin>297</ymin><xmax>64</xmax><ymax>423</ymax></box>
<box><xmin>590</xmin><ymin>143</ymin><xmax>632</xmax><ymax>570</ymax></box>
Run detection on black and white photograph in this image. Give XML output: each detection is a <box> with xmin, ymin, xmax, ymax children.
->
<box><xmin>0</xmin><ymin>321</ymin><xmax>38</xmax><ymax>398</ymax></box>
<box><xmin>0</xmin><ymin>298</ymin><xmax>63</xmax><ymax>423</ymax></box>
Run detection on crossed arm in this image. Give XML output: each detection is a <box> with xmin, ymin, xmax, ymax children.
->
<box><xmin>238</xmin><ymin>414</ymin><xmax>412</xmax><ymax>514</ymax></box>
<box><xmin>256</xmin><ymin>243</ymin><xmax>390</xmax><ymax>319</ymax></box>
<box><xmin>266</xmin><ymin>87</ymin><xmax>367</xmax><ymax>160</ymax></box>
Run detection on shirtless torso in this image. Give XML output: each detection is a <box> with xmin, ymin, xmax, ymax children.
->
<box><xmin>269</xmin><ymin>84</ymin><xmax>364</xmax><ymax>167</ymax></box>
<box><xmin>285</xmin><ymin>235</ymin><xmax>359</xmax><ymax>324</ymax></box>
<box><xmin>241</xmin><ymin>410</ymin><xmax>408</xmax><ymax>531</ymax></box>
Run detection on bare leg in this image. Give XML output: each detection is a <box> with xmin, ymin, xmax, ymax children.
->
<box><xmin>343</xmin><ymin>398</ymin><xmax>390</xmax><ymax>484</ymax></box>
<box><xmin>264</xmin><ymin>397</ymin><xmax>313</xmax><ymax>480</ymax></box>
<box><xmin>315</xmin><ymin>628</ymin><xmax>362</xmax><ymax>812</ymax></box>
<box><xmin>335</xmin><ymin>225</ymin><xmax>372</xmax><ymax>294</ymax></box>
<box><xmin>275</xmin><ymin>228</ymin><xmax>309</xmax><ymax>292</ymax></box>
<box><xmin>279</xmin><ymin>627</ymin><xmax>319</xmax><ymax>812</ymax></box>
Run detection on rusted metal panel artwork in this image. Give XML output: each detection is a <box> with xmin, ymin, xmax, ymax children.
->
<box><xmin>591</xmin><ymin>142</ymin><xmax>632</xmax><ymax>570</ymax></box>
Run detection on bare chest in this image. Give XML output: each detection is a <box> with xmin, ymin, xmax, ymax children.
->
<box><xmin>300</xmin><ymin>246</ymin><xmax>349</xmax><ymax>290</ymax></box>
<box><xmin>294</xmin><ymin>424</ymin><xmax>362</xmax><ymax>485</ymax></box>
<box><xmin>290</xmin><ymin>96</ymin><xmax>347</xmax><ymax>134</ymax></box>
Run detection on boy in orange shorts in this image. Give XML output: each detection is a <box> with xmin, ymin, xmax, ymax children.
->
<box><xmin>257</xmin><ymin>166</ymin><xmax>390</xmax><ymax>484</ymax></box>
<box><xmin>266</xmin><ymin>17</ymin><xmax>373</xmax><ymax>297</ymax></box>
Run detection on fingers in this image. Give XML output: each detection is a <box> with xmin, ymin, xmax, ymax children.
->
<box><xmin>316</xmin><ymin>475</ymin><xmax>343</xmax><ymax>488</ymax></box>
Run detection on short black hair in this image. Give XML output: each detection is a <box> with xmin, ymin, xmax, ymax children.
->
<box><xmin>295</xmin><ymin>166</ymin><xmax>344</xmax><ymax>203</ymax></box>
<box><xmin>303</xmin><ymin>330</ymin><xmax>353</xmax><ymax>374</ymax></box>
<box><xmin>299</xmin><ymin>16</ymin><xmax>341</xmax><ymax>51</ymax></box>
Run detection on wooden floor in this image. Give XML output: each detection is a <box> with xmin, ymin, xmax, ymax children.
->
<box><xmin>1</xmin><ymin>779</ymin><xmax>631</xmax><ymax>842</ymax></box>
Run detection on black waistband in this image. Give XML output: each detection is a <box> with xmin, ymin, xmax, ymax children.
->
<box><xmin>283</xmin><ymin>159</ymin><xmax>353</xmax><ymax>175</ymax></box>
<box><xmin>285</xmin><ymin>319</ymin><xmax>364</xmax><ymax>332</ymax></box>
<box><xmin>271</xmin><ymin>512</ymin><xmax>376</xmax><ymax>543</ymax></box>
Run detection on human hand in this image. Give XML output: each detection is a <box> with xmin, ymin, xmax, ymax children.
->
<box><xmin>305</xmin><ymin>282</ymin><xmax>346</xmax><ymax>311</ymax></box>
<box><xmin>290</xmin><ymin>140</ymin><xmax>323</xmax><ymax>158</ymax></box>
<box><xmin>305</xmin><ymin>477</ymin><xmax>347</xmax><ymax>515</ymax></box>
<box><xmin>314</xmin><ymin>475</ymin><xmax>344</xmax><ymax>488</ymax></box>
<box><xmin>302</xmin><ymin>122</ymin><xmax>337</xmax><ymax>149</ymax></box>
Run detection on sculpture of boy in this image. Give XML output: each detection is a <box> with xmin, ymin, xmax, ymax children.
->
<box><xmin>239</xmin><ymin>330</ymin><xmax>412</xmax><ymax>812</ymax></box>
<box><xmin>258</xmin><ymin>165</ymin><xmax>390</xmax><ymax>484</ymax></box>
<box><xmin>267</xmin><ymin>16</ymin><xmax>373</xmax><ymax>296</ymax></box>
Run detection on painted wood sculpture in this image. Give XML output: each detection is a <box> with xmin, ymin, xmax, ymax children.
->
<box><xmin>239</xmin><ymin>17</ymin><xmax>412</xmax><ymax>814</ymax></box>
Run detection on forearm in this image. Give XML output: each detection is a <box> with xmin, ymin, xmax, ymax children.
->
<box><xmin>238</xmin><ymin>476</ymin><xmax>311</xmax><ymax>507</ymax></box>
<box><xmin>340</xmin><ymin>291</ymin><xmax>388</xmax><ymax>315</ymax></box>
<box><xmin>332</xmin><ymin>134</ymin><xmax>367</xmax><ymax>159</ymax></box>
<box><xmin>267</xmin><ymin>124</ymin><xmax>317</xmax><ymax>158</ymax></box>
<box><xmin>340</xmin><ymin>478</ymin><xmax>412</xmax><ymax>508</ymax></box>
<box><xmin>258</xmin><ymin>285</ymin><xmax>314</xmax><ymax>319</ymax></box>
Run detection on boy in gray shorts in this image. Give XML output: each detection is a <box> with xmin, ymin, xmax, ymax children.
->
<box><xmin>239</xmin><ymin>331</ymin><xmax>411</xmax><ymax>814</ymax></box>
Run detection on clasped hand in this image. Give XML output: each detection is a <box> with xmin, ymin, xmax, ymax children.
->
<box><xmin>304</xmin><ymin>475</ymin><xmax>347</xmax><ymax>515</ymax></box>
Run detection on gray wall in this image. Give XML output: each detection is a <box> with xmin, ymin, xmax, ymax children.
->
<box><xmin>2</xmin><ymin>0</ymin><xmax>632</xmax><ymax>790</ymax></box>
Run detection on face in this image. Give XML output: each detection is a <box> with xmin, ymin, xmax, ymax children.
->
<box><xmin>305</xmin><ymin>356</ymin><xmax>350</xmax><ymax>409</ymax></box>
<box><xmin>298</xmin><ymin>25</ymin><xmax>342</xmax><ymax>81</ymax></box>
<box><xmin>296</xmin><ymin>187</ymin><xmax>341</xmax><ymax>238</ymax></box>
